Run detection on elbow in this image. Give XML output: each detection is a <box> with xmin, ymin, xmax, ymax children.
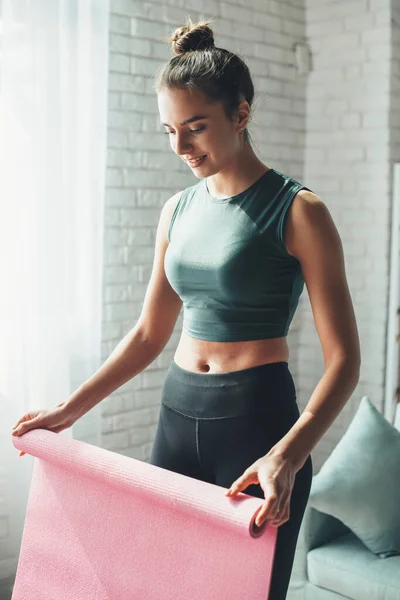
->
<box><xmin>328</xmin><ymin>352</ymin><xmax>361</xmax><ymax>387</ymax></box>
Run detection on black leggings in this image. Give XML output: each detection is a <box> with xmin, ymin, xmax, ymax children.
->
<box><xmin>149</xmin><ymin>359</ymin><xmax>313</xmax><ymax>600</ymax></box>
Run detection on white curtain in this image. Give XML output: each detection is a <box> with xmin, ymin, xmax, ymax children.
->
<box><xmin>0</xmin><ymin>0</ymin><xmax>109</xmax><ymax>566</ymax></box>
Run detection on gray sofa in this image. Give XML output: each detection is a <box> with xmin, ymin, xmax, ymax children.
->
<box><xmin>288</xmin><ymin>396</ymin><xmax>400</xmax><ymax>599</ymax></box>
<box><xmin>289</xmin><ymin>504</ymin><xmax>400</xmax><ymax>600</ymax></box>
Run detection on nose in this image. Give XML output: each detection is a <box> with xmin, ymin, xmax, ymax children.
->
<box><xmin>173</xmin><ymin>131</ymin><xmax>193</xmax><ymax>156</ymax></box>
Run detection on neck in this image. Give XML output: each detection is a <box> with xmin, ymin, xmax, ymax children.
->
<box><xmin>206</xmin><ymin>145</ymin><xmax>269</xmax><ymax>200</ymax></box>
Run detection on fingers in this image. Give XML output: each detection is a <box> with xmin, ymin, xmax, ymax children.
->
<box><xmin>255</xmin><ymin>492</ymin><xmax>278</xmax><ymax>527</ymax></box>
<box><xmin>12</xmin><ymin>416</ymin><xmax>38</xmax><ymax>437</ymax></box>
<box><xmin>256</xmin><ymin>491</ymin><xmax>291</xmax><ymax>527</ymax></box>
<box><xmin>11</xmin><ymin>415</ymin><xmax>30</xmax><ymax>435</ymax></box>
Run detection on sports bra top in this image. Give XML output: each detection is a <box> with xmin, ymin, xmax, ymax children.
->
<box><xmin>164</xmin><ymin>167</ymin><xmax>312</xmax><ymax>342</ymax></box>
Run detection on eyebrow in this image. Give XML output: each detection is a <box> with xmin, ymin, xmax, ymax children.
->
<box><xmin>161</xmin><ymin>115</ymin><xmax>210</xmax><ymax>127</ymax></box>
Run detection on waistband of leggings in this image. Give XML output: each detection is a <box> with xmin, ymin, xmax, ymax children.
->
<box><xmin>162</xmin><ymin>359</ymin><xmax>296</xmax><ymax>419</ymax></box>
<box><xmin>169</xmin><ymin>358</ymin><xmax>290</xmax><ymax>387</ymax></box>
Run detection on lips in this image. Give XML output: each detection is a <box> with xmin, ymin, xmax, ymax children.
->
<box><xmin>186</xmin><ymin>155</ymin><xmax>206</xmax><ymax>163</ymax></box>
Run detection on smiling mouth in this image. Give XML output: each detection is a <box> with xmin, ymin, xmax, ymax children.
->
<box><xmin>186</xmin><ymin>155</ymin><xmax>207</xmax><ymax>166</ymax></box>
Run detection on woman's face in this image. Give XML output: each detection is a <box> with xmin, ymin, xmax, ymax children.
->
<box><xmin>157</xmin><ymin>87</ymin><xmax>243</xmax><ymax>177</ymax></box>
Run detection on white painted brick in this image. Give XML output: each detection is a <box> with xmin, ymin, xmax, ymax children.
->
<box><xmin>108</xmin><ymin>148</ymin><xmax>142</xmax><ymax>168</ymax></box>
<box><xmin>370</xmin><ymin>0</ymin><xmax>390</xmax><ymax>9</ymax></box>
<box><xmin>344</xmin><ymin>63</ymin><xmax>362</xmax><ymax>79</ymax></box>
<box><xmin>362</xmin><ymin>110</ymin><xmax>389</xmax><ymax>128</ymax></box>
<box><xmin>112</xmin><ymin>0</ymin><xmax>155</xmax><ymax>19</ymax></box>
<box><xmin>344</xmin><ymin>12</ymin><xmax>376</xmax><ymax>31</ymax></box>
<box><xmin>308</xmin><ymin>0</ymin><xmax>368</xmax><ymax>22</ymax></box>
<box><xmin>129</xmin><ymin>428</ymin><xmax>151</xmax><ymax>446</ymax></box>
<box><xmin>220</xmin><ymin>3</ymin><xmax>253</xmax><ymax>25</ymax></box>
<box><xmin>315</xmin><ymin>47</ymin><xmax>368</xmax><ymax>68</ymax></box>
<box><xmin>365</xmin><ymin>41</ymin><xmax>391</xmax><ymax>61</ymax></box>
<box><xmin>105</xmin><ymin>302</ymin><xmax>137</xmax><ymax>322</ymax></box>
<box><xmin>119</xmin><ymin>207</ymin><xmax>158</xmax><ymax>227</ymax></box>
<box><xmin>271</xmin><ymin>60</ymin><xmax>299</xmax><ymax>81</ymax></box>
<box><xmin>129</xmin><ymin>132</ymin><xmax>167</xmax><ymax>151</ymax></box>
<box><xmin>136</xmin><ymin>189</ymin><xmax>166</xmax><ymax>205</ymax></box>
<box><xmin>103</xmin><ymin>264</ymin><xmax>134</xmax><ymax>286</ymax></box>
<box><xmin>130</xmin><ymin>18</ymin><xmax>168</xmax><ymax>40</ymax></box>
<box><xmin>106</xmin><ymin>189</ymin><xmax>136</xmax><ymax>207</ymax></box>
<box><xmin>307</xmin><ymin>19</ymin><xmax>346</xmax><ymax>38</ymax></box>
<box><xmin>108</xmin><ymin>92</ymin><xmax>121</xmax><ymax>110</ymax></box>
<box><xmin>106</xmin><ymin>168</ymin><xmax>123</xmax><ymax>187</ymax></box>
<box><xmin>102</xmin><ymin>431</ymin><xmax>130</xmax><ymax>449</ymax></box>
<box><xmin>254</xmin><ymin>44</ymin><xmax>292</xmax><ymax>65</ymax></box>
<box><xmin>109</xmin><ymin>53</ymin><xmax>131</xmax><ymax>73</ymax></box>
<box><xmin>108</xmin><ymin>129</ymin><xmax>129</xmax><ymax>148</ymax></box>
<box><xmin>102</xmin><ymin>321</ymin><xmax>123</xmax><ymax>342</ymax></box>
<box><xmin>282</xmin><ymin>19</ymin><xmax>307</xmax><ymax>36</ymax></box>
<box><xmin>104</xmin><ymin>246</ymin><xmax>129</xmax><ymax>266</ymax></box>
<box><xmin>375</xmin><ymin>8</ymin><xmax>391</xmax><ymax>25</ymax></box>
<box><xmin>130</xmin><ymin>56</ymin><xmax>162</xmax><ymax>76</ymax></box>
<box><xmin>127</xmin><ymin>228</ymin><xmax>154</xmax><ymax>244</ymax></box>
<box><xmin>122</xmin><ymin>446</ymin><xmax>144</xmax><ymax>460</ymax></box>
<box><xmin>104</xmin><ymin>282</ymin><xmax>129</xmax><ymax>301</ymax></box>
<box><xmin>341</xmin><ymin>112</ymin><xmax>362</xmax><ymax>129</ymax></box>
<box><xmin>277</xmin><ymin>2</ymin><xmax>305</xmax><ymax>23</ymax></box>
<box><xmin>121</xmin><ymin>93</ymin><xmax>157</xmax><ymax>112</ymax></box>
<box><xmin>142</xmin><ymin>113</ymin><xmax>161</xmax><ymax>131</ymax></box>
<box><xmin>140</xmin><ymin>151</ymin><xmax>177</xmax><ymax>171</ymax></box>
<box><xmin>108</xmin><ymin>73</ymin><xmax>138</xmax><ymax>93</ymax></box>
<box><xmin>109</xmin><ymin>14</ymin><xmax>131</xmax><ymax>34</ymax></box>
<box><xmin>110</xmin><ymin>33</ymin><xmax>131</xmax><ymax>54</ymax></box>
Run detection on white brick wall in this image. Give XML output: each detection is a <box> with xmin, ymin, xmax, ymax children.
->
<box><xmin>300</xmin><ymin>0</ymin><xmax>392</xmax><ymax>473</ymax></box>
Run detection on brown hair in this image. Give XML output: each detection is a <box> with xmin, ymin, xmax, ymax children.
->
<box><xmin>154</xmin><ymin>16</ymin><xmax>255</xmax><ymax>147</ymax></box>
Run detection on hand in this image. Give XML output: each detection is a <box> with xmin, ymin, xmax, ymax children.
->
<box><xmin>224</xmin><ymin>452</ymin><xmax>297</xmax><ymax>528</ymax></box>
<box><xmin>11</xmin><ymin>402</ymin><xmax>78</xmax><ymax>456</ymax></box>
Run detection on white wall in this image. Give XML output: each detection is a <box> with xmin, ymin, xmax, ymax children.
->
<box><xmin>300</xmin><ymin>0</ymin><xmax>392</xmax><ymax>472</ymax></box>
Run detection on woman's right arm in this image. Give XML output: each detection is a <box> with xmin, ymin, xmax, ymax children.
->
<box><xmin>12</xmin><ymin>191</ymin><xmax>184</xmax><ymax>441</ymax></box>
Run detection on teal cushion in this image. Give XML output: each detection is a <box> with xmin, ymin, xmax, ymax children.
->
<box><xmin>309</xmin><ymin>396</ymin><xmax>400</xmax><ymax>557</ymax></box>
<box><xmin>308</xmin><ymin>532</ymin><xmax>400</xmax><ymax>600</ymax></box>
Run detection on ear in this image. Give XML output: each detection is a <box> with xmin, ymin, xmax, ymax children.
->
<box><xmin>236</xmin><ymin>99</ymin><xmax>251</xmax><ymax>132</ymax></box>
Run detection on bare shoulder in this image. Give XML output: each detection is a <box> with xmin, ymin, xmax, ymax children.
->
<box><xmin>292</xmin><ymin>188</ymin><xmax>326</xmax><ymax>213</ymax></box>
<box><xmin>164</xmin><ymin>189</ymin><xmax>184</xmax><ymax>218</ymax></box>
<box><xmin>158</xmin><ymin>189</ymin><xmax>185</xmax><ymax>246</ymax></box>
<box><xmin>285</xmin><ymin>188</ymin><xmax>338</xmax><ymax>258</ymax></box>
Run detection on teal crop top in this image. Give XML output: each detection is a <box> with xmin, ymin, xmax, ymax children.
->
<box><xmin>164</xmin><ymin>168</ymin><xmax>312</xmax><ymax>342</ymax></box>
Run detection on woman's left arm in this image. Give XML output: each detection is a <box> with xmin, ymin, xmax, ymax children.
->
<box><xmin>225</xmin><ymin>190</ymin><xmax>361</xmax><ymax>527</ymax></box>
<box><xmin>268</xmin><ymin>189</ymin><xmax>361</xmax><ymax>472</ymax></box>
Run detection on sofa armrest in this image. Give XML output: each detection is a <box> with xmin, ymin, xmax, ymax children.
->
<box><xmin>289</xmin><ymin>503</ymin><xmax>353</xmax><ymax>595</ymax></box>
<box><xmin>306</xmin><ymin>507</ymin><xmax>352</xmax><ymax>551</ymax></box>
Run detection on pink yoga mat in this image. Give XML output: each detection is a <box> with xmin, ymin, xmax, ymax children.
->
<box><xmin>12</xmin><ymin>429</ymin><xmax>277</xmax><ymax>599</ymax></box>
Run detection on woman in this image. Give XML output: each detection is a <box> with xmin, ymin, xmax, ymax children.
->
<box><xmin>12</xmin><ymin>17</ymin><xmax>360</xmax><ymax>600</ymax></box>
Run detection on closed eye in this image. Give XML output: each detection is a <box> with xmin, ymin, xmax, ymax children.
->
<box><xmin>164</xmin><ymin>128</ymin><xmax>205</xmax><ymax>135</ymax></box>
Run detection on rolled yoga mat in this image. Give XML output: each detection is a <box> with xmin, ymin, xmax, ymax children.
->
<box><xmin>11</xmin><ymin>428</ymin><xmax>277</xmax><ymax>599</ymax></box>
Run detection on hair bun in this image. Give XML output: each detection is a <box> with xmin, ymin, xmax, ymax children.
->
<box><xmin>168</xmin><ymin>17</ymin><xmax>215</xmax><ymax>55</ymax></box>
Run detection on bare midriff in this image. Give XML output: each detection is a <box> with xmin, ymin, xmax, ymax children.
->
<box><xmin>173</xmin><ymin>331</ymin><xmax>289</xmax><ymax>374</ymax></box>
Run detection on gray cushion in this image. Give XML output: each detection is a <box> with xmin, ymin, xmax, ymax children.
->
<box><xmin>309</xmin><ymin>396</ymin><xmax>400</xmax><ymax>557</ymax></box>
<box><xmin>308</xmin><ymin>532</ymin><xmax>400</xmax><ymax>600</ymax></box>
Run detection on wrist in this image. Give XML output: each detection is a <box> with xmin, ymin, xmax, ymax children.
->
<box><xmin>265</xmin><ymin>445</ymin><xmax>306</xmax><ymax>473</ymax></box>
